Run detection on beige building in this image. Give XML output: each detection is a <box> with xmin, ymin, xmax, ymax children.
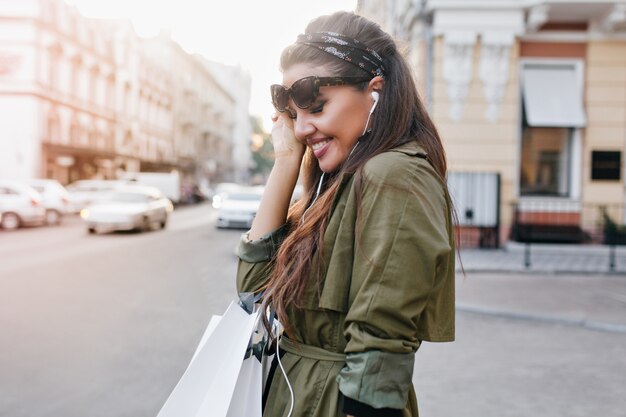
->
<box><xmin>0</xmin><ymin>0</ymin><xmax>245</xmax><ymax>188</ymax></box>
<box><xmin>202</xmin><ymin>59</ymin><xmax>253</xmax><ymax>184</ymax></box>
<box><xmin>358</xmin><ymin>0</ymin><xmax>626</xmax><ymax>246</ymax></box>
<box><xmin>0</xmin><ymin>0</ymin><xmax>117</xmax><ymax>183</ymax></box>
<box><xmin>140</xmin><ymin>32</ymin><xmax>237</xmax><ymax>185</ymax></box>
<box><xmin>109</xmin><ymin>21</ymin><xmax>176</xmax><ymax>177</ymax></box>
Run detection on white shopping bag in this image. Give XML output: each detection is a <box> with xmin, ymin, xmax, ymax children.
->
<box><xmin>226</xmin><ymin>353</ymin><xmax>263</xmax><ymax>417</ymax></box>
<box><xmin>156</xmin><ymin>300</ymin><xmax>263</xmax><ymax>417</ymax></box>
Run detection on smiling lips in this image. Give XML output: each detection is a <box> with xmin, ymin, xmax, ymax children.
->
<box><xmin>309</xmin><ymin>138</ymin><xmax>332</xmax><ymax>158</ymax></box>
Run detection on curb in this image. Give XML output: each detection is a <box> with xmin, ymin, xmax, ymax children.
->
<box><xmin>456</xmin><ymin>303</ymin><xmax>626</xmax><ymax>334</ymax></box>
<box><xmin>455</xmin><ymin>268</ymin><xmax>626</xmax><ymax>275</ymax></box>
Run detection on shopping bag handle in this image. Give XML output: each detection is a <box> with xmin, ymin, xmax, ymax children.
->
<box><xmin>239</xmin><ymin>291</ymin><xmax>281</xmax><ymax>362</ymax></box>
<box><xmin>238</xmin><ymin>291</ymin><xmax>264</xmax><ymax>314</ymax></box>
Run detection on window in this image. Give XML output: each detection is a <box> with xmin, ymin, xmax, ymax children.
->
<box><xmin>520</xmin><ymin>127</ymin><xmax>572</xmax><ymax>196</ymax></box>
<box><xmin>519</xmin><ymin>61</ymin><xmax>585</xmax><ymax>198</ymax></box>
<box><xmin>70</xmin><ymin>56</ymin><xmax>82</xmax><ymax>97</ymax></box>
<box><xmin>47</xmin><ymin>44</ymin><xmax>62</xmax><ymax>89</ymax></box>
<box><xmin>47</xmin><ymin>108</ymin><xmax>61</xmax><ymax>143</ymax></box>
<box><xmin>123</xmin><ymin>83</ymin><xmax>131</xmax><ymax>114</ymax></box>
<box><xmin>0</xmin><ymin>187</ymin><xmax>17</xmax><ymax>195</ymax></box>
<box><xmin>89</xmin><ymin>66</ymin><xmax>100</xmax><ymax>104</ymax></box>
<box><xmin>106</xmin><ymin>75</ymin><xmax>115</xmax><ymax>109</ymax></box>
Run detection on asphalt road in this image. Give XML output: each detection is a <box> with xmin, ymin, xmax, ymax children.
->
<box><xmin>0</xmin><ymin>204</ymin><xmax>242</xmax><ymax>417</ymax></box>
<box><xmin>1</xmin><ymin>204</ymin><xmax>625</xmax><ymax>417</ymax></box>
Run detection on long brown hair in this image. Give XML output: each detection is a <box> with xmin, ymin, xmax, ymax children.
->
<box><xmin>262</xmin><ymin>12</ymin><xmax>451</xmax><ymax>336</ymax></box>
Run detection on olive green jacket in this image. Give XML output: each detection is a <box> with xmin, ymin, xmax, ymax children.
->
<box><xmin>236</xmin><ymin>141</ymin><xmax>455</xmax><ymax>417</ymax></box>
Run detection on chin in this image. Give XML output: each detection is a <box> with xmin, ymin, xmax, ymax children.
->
<box><xmin>319</xmin><ymin>160</ymin><xmax>344</xmax><ymax>173</ymax></box>
<box><xmin>318</xmin><ymin>163</ymin><xmax>336</xmax><ymax>173</ymax></box>
<box><xmin>317</xmin><ymin>148</ymin><xmax>347</xmax><ymax>173</ymax></box>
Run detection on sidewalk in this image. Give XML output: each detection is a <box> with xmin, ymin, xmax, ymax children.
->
<box><xmin>419</xmin><ymin>271</ymin><xmax>626</xmax><ymax>417</ymax></box>
<box><xmin>455</xmin><ymin>269</ymin><xmax>626</xmax><ymax>334</ymax></box>
<box><xmin>422</xmin><ymin>247</ymin><xmax>626</xmax><ymax>417</ymax></box>
<box><xmin>457</xmin><ymin>242</ymin><xmax>626</xmax><ymax>274</ymax></box>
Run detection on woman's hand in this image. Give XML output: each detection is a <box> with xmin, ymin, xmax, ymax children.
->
<box><xmin>246</xmin><ymin>112</ymin><xmax>304</xmax><ymax>240</ymax></box>
<box><xmin>270</xmin><ymin>112</ymin><xmax>305</xmax><ymax>164</ymax></box>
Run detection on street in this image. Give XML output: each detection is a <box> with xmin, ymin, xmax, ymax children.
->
<box><xmin>1</xmin><ymin>204</ymin><xmax>625</xmax><ymax>417</ymax></box>
<box><xmin>0</xmin><ymin>204</ymin><xmax>242</xmax><ymax>417</ymax></box>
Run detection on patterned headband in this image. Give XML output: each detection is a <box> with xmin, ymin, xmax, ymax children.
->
<box><xmin>296</xmin><ymin>31</ymin><xmax>385</xmax><ymax>78</ymax></box>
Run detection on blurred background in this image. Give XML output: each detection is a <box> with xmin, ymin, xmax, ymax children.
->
<box><xmin>1</xmin><ymin>1</ymin><xmax>625</xmax><ymax>417</ymax></box>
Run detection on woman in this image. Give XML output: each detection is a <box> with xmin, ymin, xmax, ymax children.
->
<box><xmin>237</xmin><ymin>11</ymin><xmax>455</xmax><ymax>417</ymax></box>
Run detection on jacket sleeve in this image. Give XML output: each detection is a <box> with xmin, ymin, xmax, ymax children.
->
<box><xmin>336</xmin><ymin>156</ymin><xmax>455</xmax><ymax>411</ymax></box>
<box><xmin>235</xmin><ymin>224</ymin><xmax>289</xmax><ymax>294</ymax></box>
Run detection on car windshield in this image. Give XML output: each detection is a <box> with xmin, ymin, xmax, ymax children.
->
<box><xmin>67</xmin><ymin>181</ymin><xmax>120</xmax><ymax>192</ymax></box>
<box><xmin>228</xmin><ymin>193</ymin><xmax>261</xmax><ymax>201</ymax></box>
<box><xmin>106</xmin><ymin>193</ymin><xmax>150</xmax><ymax>203</ymax></box>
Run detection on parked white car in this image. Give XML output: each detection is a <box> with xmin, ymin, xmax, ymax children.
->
<box><xmin>80</xmin><ymin>185</ymin><xmax>174</xmax><ymax>234</ymax></box>
<box><xmin>216</xmin><ymin>186</ymin><xmax>264</xmax><ymax>229</ymax></box>
<box><xmin>24</xmin><ymin>179</ymin><xmax>71</xmax><ymax>225</ymax></box>
<box><xmin>211</xmin><ymin>182</ymin><xmax>241</xmax><ymax>209</ymax></box>
<box><xmin>66</xmin><ymin>179</ymin><xmax>130</xmax><ymax>214</ymax></box>
<box><xmin>0</xmin><ymin>180</ymin><xmax>46</xmax><ymax>230</ymax></box>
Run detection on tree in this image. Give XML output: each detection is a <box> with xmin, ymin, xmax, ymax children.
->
<box><xmin>249</xmin><ymin>116</ymin><xmax>274</xmax><ymax>181</ymax></box>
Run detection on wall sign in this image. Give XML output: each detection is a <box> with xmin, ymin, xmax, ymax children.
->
<box><xmin>591</xmin><ymin>151</ymin><xmax>621</xmax><ymax>181</ymax></box>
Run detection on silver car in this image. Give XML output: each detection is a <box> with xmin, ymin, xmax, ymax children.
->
<box><xmin>66</xmin><ymin>179</ymin><xmax>131</xmax><ymax>214</ymax></box>
<box><xmin>80</xmin><ymin>185</ymin><xmax>173</xmax><ymax>234</ymax></box>
<box><xmin>0</xmin><ymin>180</ymin><xmax>46</xmax><ymax>230</ymax></box>
<box><xmin>24</xmin><ymin>179</ymin><xmax>71</xmax><ymax>225</ymax></box>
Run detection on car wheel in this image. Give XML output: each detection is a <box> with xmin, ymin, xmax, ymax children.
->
<box><xmin>142</xmin><ymin>216</ymin><xmax>151</xmax><ymax>232</ymax></box>
<box><xmin>45</xmin><ymin>209</ymin><xmax>61</xmax><ymax>226</ymax></box>
<box><xmin>1</xmin><ymin>212</ymin><xmax>20</xmax><ymax>230</ymax></box>
<box><xmin>87</xmin><ymin>227</ymin><xmax>96</xmax><ymax>234</ymax></box>
<box><xmin>160</xmin><ymin>217</ymin><xmax>167</xmax><ymax>229</ymax></box>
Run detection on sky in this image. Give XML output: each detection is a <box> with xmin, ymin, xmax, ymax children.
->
<box><xmin>67</xmin><ymin>0</ymin><xmax>358</xmax><ymax>131</ymax></box>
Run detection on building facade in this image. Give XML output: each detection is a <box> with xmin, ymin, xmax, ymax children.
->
<box><xmin>358</xmin><ymin>0</ymin><xmax>626</xmax><ymax>245</ymax></box>
<box><xmin>203</xmin><ymin>59</ymin><xmax>253</xmax><ymax>184</ymax></box>
<box><xmin>0</xmin><ymin>0</ymin><xmax>117</xmax><ymax>183</ymax></box>
<box><xmin>0</xmin><ymin>0</ymin><xmax>249</xmax><ymax>189</ymax></box>
<box><xmin>140</xmin><ymin>32</ymin><xmax>237</xmax><ymax>187</ymax></box>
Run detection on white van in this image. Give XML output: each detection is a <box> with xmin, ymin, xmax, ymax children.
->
<box><xmin>120</xmin><ymin>172</ymin><xmax>181</xmax><ymax>204</ymax></box>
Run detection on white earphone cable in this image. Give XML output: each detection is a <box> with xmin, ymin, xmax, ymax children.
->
<box><xmin>276</xmin><ymin>333</ymin><xmax>294</xmax><ymax>417</ymax></box>
<box><xmin>301</xmin><ymin>172</ymin><xmax>325</xmax><ymax>222</ymax></box>
<box><xmin>362</xmin><ymin>110</ymin><xmax>373</xmax><ymax>137</ymax></box>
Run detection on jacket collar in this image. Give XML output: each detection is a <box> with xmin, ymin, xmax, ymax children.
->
<box><xmin>328</xmin><ymin>141</ymin><xmax>428</xmax><ymax>212</ymax></box>
<box><xmin>388</xmin><ymin>140</ymin><xmax>428</xmax><ymax>158</ymax></box>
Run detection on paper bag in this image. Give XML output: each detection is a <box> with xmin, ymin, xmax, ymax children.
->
<box><xmin>156</xmin><ymin>301</ymin><xmax>262</xmax><ymax>417</ymax></box>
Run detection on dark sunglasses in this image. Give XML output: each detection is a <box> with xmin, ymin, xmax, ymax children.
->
<box><xmin>271</xmin><ymin>76</ymin><xmax>371</xmax><ymax>114</ymax></box>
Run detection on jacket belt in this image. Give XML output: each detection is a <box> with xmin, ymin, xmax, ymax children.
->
<box><xmin>279</xmin><ymin>337</ymin><xmax>346</xmax><ymax>362</ymax></box>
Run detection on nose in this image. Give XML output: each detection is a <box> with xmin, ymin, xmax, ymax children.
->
<box><xmin>293</xmin><ymin>113</ymin><xmax>316</xmax><ymax>142</ymax></box>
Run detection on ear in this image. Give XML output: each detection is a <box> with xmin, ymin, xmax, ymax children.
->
<box><xmin>367</xmin><ymin>76</ymin><xmax>385</xmax><ymax>95</ymax></box>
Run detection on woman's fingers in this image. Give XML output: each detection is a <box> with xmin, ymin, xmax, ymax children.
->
<box><xmin>271</xmin><ymin>113</ymin><xmax>304</xmax><ymax>161</ymax></box>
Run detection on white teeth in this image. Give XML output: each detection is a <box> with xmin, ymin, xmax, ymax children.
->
<box><xmin>311</xmin><ymin>140</ymin><xmax>330</xmax><ymax>151</ymax></box>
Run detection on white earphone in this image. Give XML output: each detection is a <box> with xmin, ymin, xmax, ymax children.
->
<box><xmin>359</xmin><ymin>91</ymin><xmax>380</xmax><ymax>137</ymax></box>
<box><xmin>369</xmin><ymin>91</ymin><xmax>380</xmax><ymax>114</ymax></box>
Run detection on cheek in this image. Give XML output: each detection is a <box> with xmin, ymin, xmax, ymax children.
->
<box><xmin>327</xmin><ymin>101</ymin><xmax>363</xmax><ymax>129</ymax></box>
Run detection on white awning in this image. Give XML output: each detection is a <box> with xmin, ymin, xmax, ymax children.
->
<box><xmin>522</xmin><ymin>64</ymin><xmax>587</xmax><ymax>128</ymax></box>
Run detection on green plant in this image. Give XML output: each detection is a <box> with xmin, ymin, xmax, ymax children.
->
<box><xmin>601</xmin><ymin>207</ymin><xmax>626</xmax><ymax>234</ymax></box>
